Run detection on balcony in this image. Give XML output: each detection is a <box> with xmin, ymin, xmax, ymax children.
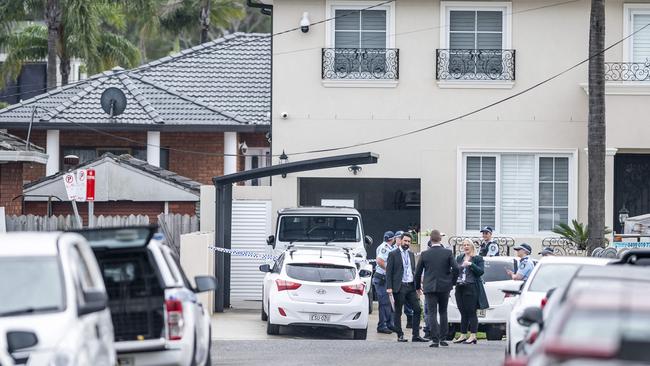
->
<box><xmin>436</xmin><ymin>49</ymin><xmax>516</xmax><ymax>82</ymax></box>
<box><xmin>321</xmin><ymin>48</ymin><xmax>399</xmax><ymax>81</ymax></box>
<box><xmin>605</xmin><ymin>60</ymin><xmax>650</xmax><ymax>82</ymax></box>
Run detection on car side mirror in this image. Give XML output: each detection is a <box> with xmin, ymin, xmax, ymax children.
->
<box><xmin>7</xmin><ymin>331</ymin><xmax>38</xmax><ymax>354</ymax></box>
<box><xmin>359</xmin><ymin>269</ymin><xmax>372</xmax><ymax>278</ymax></box>
<box><xmin>266</xmin><ymin>235</ymin><xmax>275</xmax><ymax>248</ymax></box>
<box><xmin>500</xmin><ymin>280</ymin><xmax>524</xmax><ymax>296</ymax></box>
<box><xmin>78</xmin><ymin>290</ymin><xmax>108</xmax><ymax>316</ymax></box>
<box><xmin>517</xmin><ymin>306</ymin><xmax>544</xmax><ymax>327</ymax></box>
<box><xmin>364</xmin><ymin>235</ymin><xmax>373</xmax><ymax>250</ymax></box>
<box><xmin>194</xmin><ymin>275</ymin><xmax>217</xmax><ymax>293</ymax></box>
<box><xmin>259</xmin><ymin>264</ymin><xmax>272</xmax><ymax>273</ymax></box>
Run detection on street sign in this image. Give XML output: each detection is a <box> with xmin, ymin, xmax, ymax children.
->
<box><xmin>63</xmin><ymin>169</ymin><xmax>96</xmax><ymax>202</ymax></box>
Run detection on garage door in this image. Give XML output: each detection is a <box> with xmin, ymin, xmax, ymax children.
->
<box><xmin>230</xmin><ymin>200</ymin><xmax>272</xmax><ymax>305</ymax></box>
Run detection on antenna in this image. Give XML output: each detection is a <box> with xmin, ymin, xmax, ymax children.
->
<box><xmin>100</xmin><ymin>87</ymin><xmax>127</xmax><ymax>117</ymax></box>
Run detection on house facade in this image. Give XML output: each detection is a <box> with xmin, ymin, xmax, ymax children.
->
<box><xmin>270</xmin><ymin>0</ymin><xmax>650</xmax><ymax>252</ymax></box>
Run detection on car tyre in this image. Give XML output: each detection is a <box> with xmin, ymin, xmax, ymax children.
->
<box><xmin>203</xmin><ymin>327</ymin><xmax>212</xmax><ymax>366</ymax></box>
<box><xmin>353</xmin><ymin>328</ymin><xmax>367</xmax><ymax>340</ymax></box>
<box><xmin>486</xmin><ymin>325</ymin><xmax>503</xmax><ymax>341</ymax></box>
<box><xmin>261</xmin><ymin>289</ymin><xmax>268</xmax><ymax>321</ymax></box>
<box><xmin>367</xmin><ymin>286</ymin><xmax>373</xmax><ymax>314</ymax></box>
<box><xmin>266</xmin><ymin>302</ymin><xmax>280</xmax><ymax>335</ymax></box>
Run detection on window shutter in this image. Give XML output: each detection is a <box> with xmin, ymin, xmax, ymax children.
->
<box><xmin>633</xmin><ymin>14</ymin><xmax>650</xmax><ymax>62</ymax></box>
<box><xmin>500</xmin><ymin>155</ymin><xmax>534</xmax><ymax>234</ymax></box>
<box><xmin>539</xmin><ymin>157</ymin><xmax>569</xmax><ymax>231</ymax></box>
<box><xmin>450</xmin><ymin>11</ymin><xmax>476</xmax><ymax>49</ymax></box>
<box><xmin>466</xmin><ymin>156</ymin><xmax>496</xmax><ymax>231</ymax></box>
<box><xmin>335</xmin><ymin>10</ymin><xmax>361</xmax><ymax>48</ymax></box>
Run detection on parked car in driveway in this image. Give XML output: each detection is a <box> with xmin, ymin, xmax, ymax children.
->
<box><xmin>76</xmin><ymin>226</ymin><xmax>216</xmax><ymax>366</ymax></box>
<box><xmin>506</xmin><ymin>256</ymin><xmax>611</xmax><ymax>356</ymax></box>
<box><xmin>448</xmin><ymin>256</ymin><xmax>523</xmax><ymax>341</ymax></box>
<box><xmin>260</xmin><ymin>246</ymin><xmax>371</xmax><ymax>339</ymax></box>
<box><xmin>0</xmin><ymin>232</ymin><xmax>115</xmax><ymax>366</ymax></box>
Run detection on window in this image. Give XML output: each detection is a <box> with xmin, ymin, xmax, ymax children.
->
<box><xmin>625</xmin><ymin>5</ymin><xmax>650</xmax><ymax>63</ymax></box>
<box><xmin>334</xmin><ymin>9</ymin><xmax>387</xmax><ymax>49</ymax></box>
<box><xmin>61</xmin><ymin>147</ymin><xmax>169</xmax><ymax>170</ymax></box>
<box><xmin>449</xmin><ymin>10</ymin><xmax>503</xmax><ymax>50</ymax></box>
<box><xmin>244</xmin><ymin>148</ymin><xmax>271</xmax><ymax>186</ymax></box>
<box><xmin>462</xmin><ymin>152</ymin><xmax>575</xmax><ymax>235</ymax></box>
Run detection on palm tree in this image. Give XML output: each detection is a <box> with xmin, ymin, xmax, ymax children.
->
<box><xmin>587</xmin><ymin>0</ymin><xmax>606</xmax><ymax>254</ymax></box>
<box><xmin>0</xmin><ymin>0</ymin><xmax>140</xmax><ymax>89</ymax></box>
<box><xmin>159</xmin><ymin>0</ymin><xmax>245</xmax><ymax>45</ymax></box>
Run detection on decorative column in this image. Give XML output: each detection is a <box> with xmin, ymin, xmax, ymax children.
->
<box><xmin>223</xmin><ymin>132</ymin><xmax>237</xmax><ymax>175</ymax></box>
<box><xmin>605</xmin><ymin>148</ymin><xmax>618</xmax><ymax>235</ymax></box>
<box><xmin>147</xmin><ymin>131</ymin><xmax>161</xmax><ymax>167</ymax></box>
<box><xmin>46</xmin><ymin>130</ymin><xmax>60</xmax><ymax>175</ymax></box>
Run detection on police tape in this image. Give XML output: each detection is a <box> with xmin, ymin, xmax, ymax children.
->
<box><xmin>207</xmin><ymin>245</ymin><xmax>380</xmax><ymax>263</ymax></box>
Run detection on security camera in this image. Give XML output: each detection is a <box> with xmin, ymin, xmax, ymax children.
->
<box><xmin>280</xmin><ymin>112</ymin><xmax>289</xmax><ymax>119</ymax></box>
<box><xmin>300</xmin><ymin>12</ymin><xmax>310</xmax><ymax>33</ymax></box>
<box><xmin>239</xmin><ymin>142</ymin><xmax>248</xmax><ymax>154</ymax></box>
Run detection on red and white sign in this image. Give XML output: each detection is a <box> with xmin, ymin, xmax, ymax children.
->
<box><xmin>63</xmin><ymin>169</ymin><xmax>96</xmax><ymax>201</ymax></box>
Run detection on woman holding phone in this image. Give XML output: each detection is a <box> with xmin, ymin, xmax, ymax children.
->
<box><xmin>452</xmin><ymin>239</ymin><xmax>489</xmax><ymax>344</ymax></box>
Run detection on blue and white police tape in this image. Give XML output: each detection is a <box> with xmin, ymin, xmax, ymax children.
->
<box><xmin>208</xmin><ymin>246</ymin><xmax>278</xmax><ymax>261</ymax></box>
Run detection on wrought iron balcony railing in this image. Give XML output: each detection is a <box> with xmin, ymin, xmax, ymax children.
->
<box><xmin>322</xmin><ymin>48</ymin><xmax>399</xmax><ymax>80</ymax></box>
<box><xmin>605</xmin><ymin>60</ymin><xmax>650</xmax><ymax>81</ymax></box>
<box><xmin>436</xmin><ymin>49</ymin><xmax>516</xmax><ymax>81</ymax></box>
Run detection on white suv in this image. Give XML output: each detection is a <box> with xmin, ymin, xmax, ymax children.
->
<box><xmin>260</xmin><ymin>246</ymin><xmax>371</xmax><ymax>339</ymax></box>
<box><xmin>0</xmin><ymin>232</ymin><xmax>116</xmax><ymax>366</ymax></box>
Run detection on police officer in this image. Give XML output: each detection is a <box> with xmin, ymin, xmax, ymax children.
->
<box><xmin>479</xmin><ymin>226</ymin><xmax>500</xmax><ymax>257</ymax></box>
<box><xmin>394</xmin><ymin>230</ymin><xmax>415</xmax><ymax>329</ymax></box>
<box><xmin>374</xmin><ymin>231</ymin><xmax>396</xmax><ymax>334</ymax></box>
<box><xmin>539</xmin><ymin>247</ymin><xmax>555</xmax><ymax>257</ymax></box>
<box><xmin>507</xmin><ymin>243</ymin><xmax>535</xmax><ymax>281</ymax></box>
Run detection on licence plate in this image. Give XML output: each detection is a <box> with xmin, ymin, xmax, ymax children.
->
<box><xmin>118</xmin><ymin>357</ymin><xmax>134</xmax><ymax>366</ymax></box>
<box><xmin>310</xmin><ymin>313</ymin><xmax>330</xmax><ymax>322</ymax></box>
<box><xmin>477</xmin><ymin>309</ymin><xmax>486</xmax><ymax>318</ymax></box>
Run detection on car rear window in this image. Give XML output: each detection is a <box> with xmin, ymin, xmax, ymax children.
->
<box><xmin>528</xmin><ymin>264</ymin><xmax>579</xmax><ymax>293</ymax></box>
<box><xmin>560</xmin><ymin>308</ymin><xmax>650</xmax><ymax>348</ymax></box>
<box><xmin>483</xmin><ymin>260</ymin><xmax>515</xmax><ymax>282</ymax></box>
<box><xmin>286</xmin><ymin>263</ymin><xmax>356</xmax><ymax>282</ymax></box>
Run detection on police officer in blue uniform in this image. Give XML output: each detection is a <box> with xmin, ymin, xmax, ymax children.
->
<box><xmin>478</xmin><ymin>226</ymin><xmax>500</xmax><ymax>257</ymax></box>
<box><xmin>507</xmin><ymin>243</ymin><xmax>535</xmax><ymax>281</ymax></box>
<box><xmin>373</xmin><ymin>231</ymin><xmax>396</xmax><ymax>333</ymax></box>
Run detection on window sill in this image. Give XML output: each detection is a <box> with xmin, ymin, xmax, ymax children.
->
<box><xmin>437</xmin><ymin>80</ymin><xmax>515</xmax><ymax>89</ymax></box>
<box><xmin>321</xmin><ymin>79</ymin><xmax>399</xmax><ymax>88</ymax></box>
<box><xmin>579</xmin><ymin>82</ymin><xmax>650</xmax><ymax>95</ymax></box>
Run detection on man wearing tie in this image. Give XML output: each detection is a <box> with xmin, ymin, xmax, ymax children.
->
<box><xmin>415</xmin><ymin>229</ymin><xmax>460</xmax><ymax>348</ymax></box>
<box><xmin>385</xmin><ymin>233</ymin><xmax>428</xmax><ymax>343</ymax></box>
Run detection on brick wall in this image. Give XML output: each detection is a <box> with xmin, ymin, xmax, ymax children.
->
<box><xmin>0</xmin><ymin>163</ymin><xmax>24</xmax><ymax>215</ymax></box>
<box><xmin>162</xmin><ymin>132</ymin><xmax>223</xmax><ymax>184</ymax></box>
<box><xmin>24</xmin><ymin>201</ymin><xmax>196</xmax><ymax>224</ymax></box>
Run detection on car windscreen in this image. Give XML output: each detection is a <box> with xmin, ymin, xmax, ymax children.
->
<box><xmin>527</xmin><ymin>263</ymin><xmax>579</xmax><ymax>293</ymax></box>
<box><xmin>278</xmin><ymin>216</ymin><xmax>360</xmax><ymax>242</ymax></box>
<box><xmin>77</xmin><ymin>227</ymin><xmax>154</xmax><ymax>249</ymax></box>
<box><xmin>286</xmin><ymin>263</ymin><xmax>357</xmax><ymax>282</ymax></box>
<box><xmin>0</xmin><ymin>257</ymin><xmax>65</xmax><ymax>317</ymax></box>
<box><xmin>483</xmin><ymin>260</ymin><xmax>515</xmax><ymax>282</ymax></box>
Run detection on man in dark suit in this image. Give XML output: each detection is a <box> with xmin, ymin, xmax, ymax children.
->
<box><xmin>415</xmin><ymin>229</ymin><xmax>460</xmax><ymax>348</ymax></box>
<box><xmin>385</xmin><ymin>233</ymin><xmax>428</xmax><ymax>343</ymax></box>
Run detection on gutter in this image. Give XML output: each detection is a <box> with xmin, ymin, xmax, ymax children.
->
<box><xmin>0</xmin><ymin>151</ymin><xmax>48</xmax><ymax>164</ymax></box>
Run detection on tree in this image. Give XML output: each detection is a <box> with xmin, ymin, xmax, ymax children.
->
<box><xmin>587</xmin><ymin>0</ymin><xmax>606</xmax><ymax>254</ymax></box>
<box><xmin>159</xmin><ymin>0</ymin><xmax>245</xmax><ymax>45</ymax></box>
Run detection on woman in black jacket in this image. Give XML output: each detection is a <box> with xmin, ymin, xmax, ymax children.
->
<box><xmin>452</xmin><ymin>239</ymin><xmax>490</xmax><ymax>344</ymax></box>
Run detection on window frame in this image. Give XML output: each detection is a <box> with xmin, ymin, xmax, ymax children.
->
<box><xmin>325</xmin><ymin>0</ymin><xmax>396</xmax><ymax>49</ymax></box>
<box><xmin>244</xmin><ymin>147</ymin><xmax>271</xmax><ymax>186</ymax></box>
<box><xmin>457</xmin><ymin>148</ymin><xmax>578</xmax><ymax>236</ymax></box>
<box><xmin>440</xmin><ymin>1</ymin><xmax>512</xmax><ymax>50</ymax></box>
<box><xmin>623</xmin><ymin>3</ymin><xmax>650</xmax><ymax>62</ymax></box>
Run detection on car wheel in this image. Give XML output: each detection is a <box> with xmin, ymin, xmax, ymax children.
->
<box><xmin>266</xmin><ymin>302</ymin><xmax>280</xmax><ymax>335</ymax></box>
<box><xmin>261</xmin><ymin>289</ymin><xmax>268</xmax><ymax>321</ymax></box>
<box><xmin>367</xmin><ymin>286</ymin><xmax>373</xmax><ymax>314</ymax></box>
<box><xmin>204</xmin><ymin>327</ymin><xmax>212</xmax><ymax>366</ymax></box>
<box><xmin>353</xmin><ymin>328</ymin><xmax>367</xmax><ymax>340</ymax></box>
<box><xmin>486</xmin><ymin>325</ymin><xmax>503</xmax><ymax>341</ymax></box>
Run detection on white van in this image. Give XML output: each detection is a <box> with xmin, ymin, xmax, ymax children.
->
<box><xmin>0</xmin><ymin>232</ymin><xmax>115</xmax><ymax>366</ymax></box>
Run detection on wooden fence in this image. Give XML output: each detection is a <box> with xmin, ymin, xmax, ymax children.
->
<box><xmin>158</xmin><ymin>213</ymin><xmax>199</xmax><ymax>256</ymax></box>
<box><xmin>4</xmin><ymin>214</ymin><xmax>150</xmax><ymax>232</ymax></box>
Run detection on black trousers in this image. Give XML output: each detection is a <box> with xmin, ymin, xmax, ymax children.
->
<box><xmin>424</xmin><ymin>291</ymin><xmax>450</xmax><ymax>343</ymax></box>
<box><xmin>455</xmin><ymin>284</ymin><xmax>479</xmax><ymax>333</ymax></box>
<box><xmin>393</xmin><ymin>282</ymin><xmax>421</xmax><ymax>337</ymax></box>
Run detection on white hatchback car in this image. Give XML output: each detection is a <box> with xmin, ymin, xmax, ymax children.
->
<box><xmin>448</xmin><ymin>256</ymin><xmax>523</xmax><ymax>341</ymax></box>
<box><xmin>260</xmin><ymin>246</ymin><xmax>371</xmax><ymax>339</ymax></box>
<box><xmin>0</xmin><ymin>232</ymin><xmax>116</xmax><ymax>366</ymax></box>
<box><xmin>506</xmin><ymin>256</ymin><xmax>612</xmax><ymax>357</ymax></box>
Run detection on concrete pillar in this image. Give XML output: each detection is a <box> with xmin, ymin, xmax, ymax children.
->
<box><xmin>224</xmin><ymin>132</ymin><xmax>237</xmax><ymax>175</ymax></box>
<box><xmin>147</xmin><ymin>131</ymin><xmax>161</xmax><ymax>167</ymax></box>
<box><xmin>605</xmin><ymin>148</ymin><xmax>618</xmax><ymax>235</ymax></box>
<box><xmin>46</xmin><ymin>130</ymin><xmax>60</xmax><ymax>176</ymax></box>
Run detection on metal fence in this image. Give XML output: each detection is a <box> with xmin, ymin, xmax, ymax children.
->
<box><xmin>436</xmin><ymin>49</ymin><xmax>516</xmax><ymax>81</ymax></box>
<box><xmin>322</xmin><ymin>48</ymin><xmax>399</xmax><ymax>80</ymax></box>
<box><xmin>447</xmin><ymin>236</ymin><xmax>515</xmax><ymax>256</ymax></box>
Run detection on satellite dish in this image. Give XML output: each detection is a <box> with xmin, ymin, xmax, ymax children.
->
<box><xmin>100</xmin><ymin>87</ymin><xmax>127</xmax><ymax>117</ymax></box>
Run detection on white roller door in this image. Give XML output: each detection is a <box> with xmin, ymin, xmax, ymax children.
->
<box><xmin>230</xmin><ymin>199</ymin><xmax>272</xmax><ymax>305</ymax></box>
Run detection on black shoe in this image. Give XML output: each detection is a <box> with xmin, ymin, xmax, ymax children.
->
<box><xmin>397</xmin><ymin>335</ymin><xmax>407</xmax><ymax>342</ymax></box>
<box><xmin>463</xmin><ymin>339</ymin><xmax>477</xmax><ymax>344</ymax></box>
<box><xmin>439</xmin><ymin>341</ymin><xmax>449</xmax><ymax>347</ymax></box>
<box><xmin>429</xmin><ymin>342</ymin><xmax>439</xmax><ymax>348</ymax></box>
<box><xmin>412</xmin><ymin>336</ymin><xmax>428</xmax><ymax>342</ymax></box>
<box><xmin>377</xmin><ymin>328</ymin><xmax>392</xmax><ymax>334</ymax></box>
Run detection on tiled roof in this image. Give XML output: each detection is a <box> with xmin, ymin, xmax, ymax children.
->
<box><xmin>0</xmin><ymin>131</ymin><xmax>45</xmax><ymax>152</ymax></box>
<box><xmin>133</xmin><ymin>33</ymin><xmax>271</xmax><ymax>124</ymax></box>
<box><xmin>24</xmin><ymin>153</ymin><xmax>201</xmax><ymax>193</ymax></box>
<box><xmin>0</xmin><ymin>68</ymin><xmax>246</xmax><ymax>126</ymax></box>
